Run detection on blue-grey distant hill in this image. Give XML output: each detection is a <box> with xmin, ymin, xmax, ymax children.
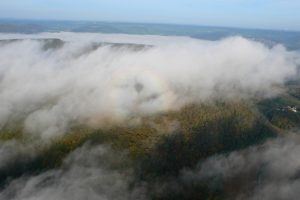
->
<box><xmin>1</xmin><ymin>19</ymin><xmax>300</xmax><ymax>50</ymax></box>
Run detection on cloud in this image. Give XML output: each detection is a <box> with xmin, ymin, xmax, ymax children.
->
<box><xmin>0</xmin><ymin>144</ymin><xmax>147</xmax><ymax>200</ymax></box>
<box><xmin>178</xmin><ymin>134</ymin><xmax>300</xmax><ymax>200</ymax></box>
<box><xmin>0</xmin><ymin>32</ymin><xmax>298</xmax><ymax>138</ymax></box>
<box><xmin>0</xmin><ymin>140</ymin><xmax>37</xmax><ymax>170</ymax></box>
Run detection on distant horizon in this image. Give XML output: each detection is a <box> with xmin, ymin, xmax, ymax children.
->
<box><xmin>0</xmin><ymin>17</ymin><xmax>300</xmax><ymax>33</ymax></box>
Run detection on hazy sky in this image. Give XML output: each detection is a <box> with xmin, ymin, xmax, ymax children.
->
<box><xmin>0</xmin><ymin>0</ymin><xmax>299</xmax><ymax>30</ymax></box>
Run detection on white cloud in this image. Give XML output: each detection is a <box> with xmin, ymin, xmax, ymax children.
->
<box><xmin>0</xmin><ymin>144</ymin><xmax>147</xmax><ymax>200</ymax></box>
<box><xmin>0</xmin><ymin>32</ymin><xmax>298</xmax><ymax>138</ymax></box>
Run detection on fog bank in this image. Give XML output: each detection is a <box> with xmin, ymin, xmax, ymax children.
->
<box><xmin>0</xmin><ymin>32</ymin><xmax>298</xmax><ymax>138</ymax></box>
